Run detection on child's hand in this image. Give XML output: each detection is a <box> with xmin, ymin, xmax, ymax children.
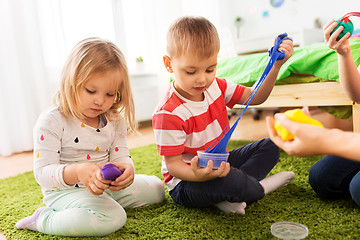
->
<box><xmin>76</xmin><ymin>163</ymin><xmax>111</xmax><ymax>196</ymax></box>
<box><xmin>190</xmin><ymin>156</ymin><xmax>230</xmax><ymax>181</ymax></box>
<box><xmin>105</xmin><ymin>163</ymin><xmax>135</xmax><ymax>191</ymax></box>
<box><xmin>266</xmin><ymin>112</ymin><xmax>327</xmax><ymax>156</ymax></box>
<box><xmin>274</xmin><ymin>37</ymin><xmax>294</xmax><ymax>67</ymax></box>
<box><xmin>323</xmin><ymin>19</ymin><xmax>351</xmax><ymax>56</ymax></box>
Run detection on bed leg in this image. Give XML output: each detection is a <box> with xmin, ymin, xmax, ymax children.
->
<box><xmin>352</xmin><ymin>102</ymin><xmax>360</xmax><ymax>132</ymax></box>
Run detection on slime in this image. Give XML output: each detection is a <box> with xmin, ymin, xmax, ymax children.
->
<box><xmin>205</xmin><ymin>33</ymin><xmax>291</xmax><ymax>153</ymax></box>
<box><xmin>101</xmin><ymin>163</ymin><xmax>122</xmax><ymax>181</ymax></box>
<box><xmin>331</xmin><ymin>12</ymin><xmax>360</xmax><ymax>41</ymax></box>
<box><xmin>275</xmin><ymin>109</ymin><xmax>323</xmax><ymax>141</ymax></box>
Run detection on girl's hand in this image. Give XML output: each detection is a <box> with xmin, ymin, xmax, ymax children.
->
<box><xmin>76</xmin><ymin>163</ymin><xmax>111</xmax><ymax>195</ymax></box>
<box><xmin>105</xmin><ymin>163</ymin><xmax>135</xmax><ymax>191</ymax></box>
<box><xmin>190</xmin><ymin>156</ymin><xmax>230</xmax><ymax>181</ymax></box>
<box><xmin>323</xmin><ymin>19</ymin><xmax>351</xmax><ymax>56</ymax></box>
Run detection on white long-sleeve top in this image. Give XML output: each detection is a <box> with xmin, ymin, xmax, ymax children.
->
<box><xmin>33</xmin><ymin>105</ymin><xmax>134</xmax><ymax>196</ymax></box>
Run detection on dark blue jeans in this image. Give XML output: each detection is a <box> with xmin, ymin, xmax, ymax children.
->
<box><xmin>309</xmin><ymin>155</ymin><xmax>360</xmax><ymax>206</ymax></box>
<box><xmin>169</xmin><ymin>138</ymin><xmax>279</xmax><ymax>208</ymax></box>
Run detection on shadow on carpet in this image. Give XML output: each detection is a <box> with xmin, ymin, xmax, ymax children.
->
<box><xmin>1</xmin><ymin>140</ymin><xmax>360</xmax><ymax>239</ymax></box>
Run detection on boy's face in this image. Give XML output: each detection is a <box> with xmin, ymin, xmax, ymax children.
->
<box><xmin>164</xmin><ymin>52</ymin><xmax>217</xmax><ymax>101</ymax></box>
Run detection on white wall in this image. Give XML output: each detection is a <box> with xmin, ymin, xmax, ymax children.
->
<box><xmin>219</xmin><ymin>0</ymin><xmax>360</xmax><ymax>42</ymax></box>
<box><xmin>153</xmin><ymin>0</ymin><xmax>360</xmax><ymax>116</ymax></box>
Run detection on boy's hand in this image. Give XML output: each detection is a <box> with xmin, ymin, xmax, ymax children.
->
<box><xmin>190</xmin><ymin>156</ymin><xmax>230</xmax><ymax>181</ymax></box>
<box><xmin>274</xmin><ymin>37</ymin><xmax>294</xmax><ymax>67</ymax></box>
<box><xmin>323</xmin><ymin>19</ymin><xmax>351</xmax><ymax>55</ymax></box>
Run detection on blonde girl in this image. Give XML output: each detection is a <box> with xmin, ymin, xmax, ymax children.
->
<box><xmin>15</xmin><ymin>37</ymin><xmax>164</xmax><ymax>237</ymax></box>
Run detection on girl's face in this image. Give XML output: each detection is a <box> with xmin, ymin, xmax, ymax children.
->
<box><xmin>78</xmin><ymin>71</ymin><xmax>120</xmax><ymax>127</ymax></box>
<box><xmin>164</xmin><ymin>52</ymin><xmax>217</xmax><ymax>101</ymax></box>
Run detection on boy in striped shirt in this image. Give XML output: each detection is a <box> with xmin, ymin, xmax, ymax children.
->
<box><xmin>153</xmin><ymin>16</ymin><xmax>295</xmax><ymax>214</ymax></box>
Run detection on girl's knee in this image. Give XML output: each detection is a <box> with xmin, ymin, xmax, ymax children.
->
<box><xmin>47</xmin><ymin>204</ymin><xmax>127</xmax><ymax>237</ymax></box>
<box><xmin>112</xmin><ymin>204</ymin><xmax>127</xmax><ymax>226</ymax></box>
<box><xmin>113</xmin><ymin>175</ymin><xmax>164</xmax><ymax>209</ymax></box>
<box><xmin>144</xmin><ymin>175</ymin><xmax>165</xmax><ymax>205</ymax></box>
<box><xmin>98</xmin><ymin>204</ymin><xmax>127</xmax><ymax>236</ymax></box>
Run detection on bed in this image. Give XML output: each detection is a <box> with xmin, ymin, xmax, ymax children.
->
<box><xmin>216</xmin><ymin>38</ymin><xmax>360</xmax><ymax>132</ymax></box>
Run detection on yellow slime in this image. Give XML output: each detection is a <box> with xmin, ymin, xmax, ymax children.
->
<box><xmin>274</xmin><ymin>109</ymin><xmax>323</xmax><ymax>141</ymax></box>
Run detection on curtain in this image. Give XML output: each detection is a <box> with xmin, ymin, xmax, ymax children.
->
<box><xmin>0</xmin><ymin>0</ymin><xmax>225</xmax><ymax>156</ymax></box>
<box><xmin>0</xmin><ymin>0</ymin><xmax>60</xmax><ymax>156</ymax></box>
<box><xmin>0</xmin><ymin>0</ymin><xmax>118</xmax><ymax>156</ymax></box>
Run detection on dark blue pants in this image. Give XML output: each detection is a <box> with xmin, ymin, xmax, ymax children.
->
<box><xmin>309</xmin><ymin>155</ymin><xmax>360</xmax><ymax>206</ymax></box>
<box><xmin>169</xmin><ymin>138</ymin><xmax>279</xmax><ymax>208</ymax></box>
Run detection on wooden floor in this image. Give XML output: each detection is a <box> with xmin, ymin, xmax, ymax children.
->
<box><xmin>0</xmin><ymin>108</ymin><xmax>352</xmax><ymax>240</ymax></box>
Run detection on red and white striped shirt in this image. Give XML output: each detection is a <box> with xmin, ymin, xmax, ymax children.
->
<box><xmin>152</xmin><ymin>77</ymin><xmax>245</xmax><ymax>191</ymax></box>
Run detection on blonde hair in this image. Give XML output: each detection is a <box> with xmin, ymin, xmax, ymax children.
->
<box><xmin>54</xmin><ymin>37</ymin><xmax>137</xmax><ymax>132</ymax></box>
<box><xmin>166</xmin><ymin>16</ymin><xmax>220</xmax><ymax>58</ymax></box>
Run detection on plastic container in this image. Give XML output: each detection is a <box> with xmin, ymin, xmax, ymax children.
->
<box><xmin>271</xmin><ymin>221</ymin><xmax>309</xmax><ymax>239</ymax></box>
<box><xmin>197</xmin><ymin>151</ymin><xmax>229</xmax><ymax>169</ymax></box>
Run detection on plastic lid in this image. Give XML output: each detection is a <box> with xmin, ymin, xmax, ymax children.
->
<box><xmin>271</xmin><ymin>221</ymin><xmax>309</xmax><ymax>239</ymax></box>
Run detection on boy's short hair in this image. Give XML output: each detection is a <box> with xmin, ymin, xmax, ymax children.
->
<box><xmin>166</xmin><ymin>16</ymin><xmax>220</xmax><ymax>58</ymax></box>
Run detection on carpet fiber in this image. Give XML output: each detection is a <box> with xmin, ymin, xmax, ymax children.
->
<box><xmin>1</xmin><ymin>140</ymin><xmax>360</xmax><ymax>239</ymax></box>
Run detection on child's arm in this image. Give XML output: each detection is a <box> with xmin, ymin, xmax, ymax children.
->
<box><xmin>324</xmin><ymin>19</ymin><xmax>360</xmax><ymax>102</ymax></box>
<box><xmin>106</xmin><ymin>118</ymin><xmax>135</xmax><ymax>191</ymax></box>
<box><xmin>34</xmin><ymin>109</ymin><xmax>111</xmax><ymax>196</ymax></box>
<box><xmin>266</xmin><ymin>113</ymin><xmax>360</xmax><ymax>161</ymax></box>
<box><xmin>239</xmin><ymin>38</ymin><xmax>294</xmax><ymax>105</ymax></box>
<box><xmin>33</xmin><ymin>111</ymin><xmax>77</xmax><ymax>190</ymax></box>
<box><xmin>108</xmin><ymin>119</ymin><xmax>135</xmax><ymax>167</ymax></box>
<box><xmin>63</xmin><ymin>162</ymin><xmax>111</xmax><ymax>195</ymax></box>
<box><xmin>338</xmin><ymin>58</ymin><xmax>360</xmax><ymax>103</ymax></box>
<box><xmin>164</xmin><ymin>154</ymin><xmax>230</xmax><ymax>182</ymax></box>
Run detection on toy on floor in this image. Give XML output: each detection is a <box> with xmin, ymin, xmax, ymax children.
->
<box><xmin>331</xmin><ymin>12</ymin><xmax>360</xmax><ymax>40</ymax></box>
<box><xmin>274</xmin><ymin>109</ymin><xmax>323</xmax><ymax>141</ymax></box>
<box><xmin>101</xmin><ymin>163</ymin><xmax>122</xmax><ymax>181</ymax></box>
<box><xmin>271</xmin><ymin>221</ymin><xmax>309</xmax><ymax>239</ymax></box>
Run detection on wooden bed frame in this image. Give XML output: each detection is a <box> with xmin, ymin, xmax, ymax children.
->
<box><xmin>235</xmin><ymin>81</ymin><xmax>360</xmax><ymax>132</ymax></box>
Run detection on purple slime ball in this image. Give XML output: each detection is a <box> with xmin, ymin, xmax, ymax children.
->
<box><xmin>101</xmin><ymin>163</ymin><xmax>122</xmax><ymax>181</ymax></box>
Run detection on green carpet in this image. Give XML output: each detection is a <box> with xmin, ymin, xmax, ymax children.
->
<box><xmin>1</xmin><ymin>140</ymin><xmax>360</xmax><ymax>239</ymax></box>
